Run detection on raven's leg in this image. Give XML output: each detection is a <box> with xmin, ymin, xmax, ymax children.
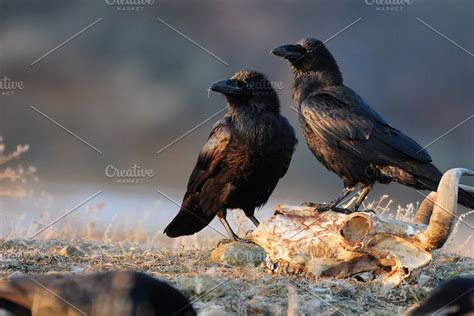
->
<box><xmin>217</xmin><ymin>210</ymin><xmax>241</xmax><ymax>241</ymax></box>
<box><xmin>328</xmin><ymin>187</ymin><xmax>356</xmax><ymax>208</ymax></box>
<box><xmin>243</xmin><ymin>208</ymin><xmax>260</xmax><ymax>228</ymax></box>
<box><xmin>247</xmin><ymin>215</ymin><xmax>260</xmax><ymax>227</ymax></box>
<box><xmin>301</xmin><ymin>187</ymin><xmax>356</xmax><ymax>209</ymax></box>
<box><xmin>351</xmin><ymin>184</ymin><xmax>373</xmax><ymax>211</ymax></box>
<box><xmin>242</xmin><ymin>209</ymin><xmax>260</xmax><ymax>237</ymax></box>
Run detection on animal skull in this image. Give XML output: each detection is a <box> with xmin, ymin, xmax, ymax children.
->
<box><xmin>251</xmin><ymin>168</ymin><xmax>474</xmax><ymax>285</ymax></box>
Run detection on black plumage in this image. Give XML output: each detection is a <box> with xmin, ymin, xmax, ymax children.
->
<box><xmin>0</xmin><ymin>271</ymin><xmax>196</xmax><ymax>316</ymax></box>
<box><xmin>407</xmin><ymin>277</ymin><xmax>474</xmax><ymax>315</ymax></box>
<box><xmin>272</xmin><ymin>38</ymin><xmax>474</xmax><ymax>211</ymax></box>
<box><xmin>164</xmin><ymin>70</ymin><xmax>297</xmax><ymax>240</ymax></box>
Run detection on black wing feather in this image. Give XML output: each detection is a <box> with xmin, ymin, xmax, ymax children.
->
<box><xmin>312</xmin><ymin>86</ymin><xmax>432</xmax><ymax>163</ymax></box>
<box><xmin>301</xmin><ymin>88</ymin><xmax>433</xmax><ymax>177</ymax></box>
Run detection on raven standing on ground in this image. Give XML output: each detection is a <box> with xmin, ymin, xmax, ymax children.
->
<box><xmin>272</xmin><ymin>38</ymin><xmax>474</xmax><ymax>211</ymax></box>
<box><xmin>164</xmin><ymin>70</ymin><xmax>297</xmax><ymax>240</ymax></box>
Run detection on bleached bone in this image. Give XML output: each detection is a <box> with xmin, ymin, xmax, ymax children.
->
<box><xmin>414</xmin><ymin>168</ymin><xmax>474</xmax><ymax>250</ymax></box>
<box><xmin>250</xmin><ymin>168</ymin><xmax>473</xmax><ymax>285</ymax></box>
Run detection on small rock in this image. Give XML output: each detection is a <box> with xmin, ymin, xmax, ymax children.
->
<box><xmin>59</xmin><ymin>245</ymin><xmax>83</xmax><ymax>257</ymax></box>
<box><xmin>70</xmin><ymin>266</ymin><xmax>85</xmax><ymax>273</ymax></box>
<box><xmin>354</xmin><ymin>271</ymin><xmax>375</xmax><ymax>282</ymax></box>
<box><xmin>178</xmin><ymin>277</ymin><xmax>228</xmax><ymax>299</ymax></box>
<box><xmin>209</xmin><ymin>241</ymin><xmax>266</xmax><ymax>266</ymax></box>
<box><xmin>204</xmin><ymin>266</ymin><xmax>219</xmax><ymax>277</ymax></box>
<box><xmin>8</xmin><ymin>271</ymin><xmax>23</xmax><ymax>278</ymax></box>
<box><xmin>197</xmin><ymin>303</ymin><xmax>230</xmax><ymax>316</ymax></box>
<box><xmin>418</xmin><ymin>273</ymin><xmax>431</xmax><ymax>287</ymax></box>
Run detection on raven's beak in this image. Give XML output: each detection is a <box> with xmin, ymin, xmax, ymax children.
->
<box><xmin>210</xmin><ymin>79</ymin><xmax>245</xmax><ymax>95</ymax></box>
<box><xmin>271</xmin><ymin>44</ymin><xmax>306</xmax><ymax>62</ymax></box>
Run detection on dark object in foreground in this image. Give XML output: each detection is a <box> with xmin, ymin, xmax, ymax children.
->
<box><xmin>164</xmin><ymin>70</ymin><xmax>297</xmax><ymax>240</ymax></box>
<box><xmin>271</xmin><ymin>38</ymin><xmax>474</xmax><ymax>211</ymax></box>
<box><xmin>406</xmin><ymin>277</ymin><xmax>474</xmax><ymax>316</ymax></box>
<box><xmin>0</xmin><ymin>271</ymin><xmax>196</xmax><ymax>316</ymax></box>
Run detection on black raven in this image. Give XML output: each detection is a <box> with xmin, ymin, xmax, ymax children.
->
<box><xmin>272</xmin><ymin>38</ymin><xmax>474</xmax><ymax>211</ymax></box>
<box><xmin>164</xmin><ymin>70</ymin><xmax>297</xmax><ymax>240</ymax></box>
<box><xmin>0</xmin><ymin>271</ymin><xmax>196</xmax><ymax>316</ymax></box>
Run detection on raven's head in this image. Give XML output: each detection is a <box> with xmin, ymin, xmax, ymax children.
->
<box><xmin>271</xmin><ymin>38</ymin><xmax>342</xmax><ymax>85</ymax></box>
<box><xmin>210</xmin><ymin>70</ymin><xmax>280</xmax><ymax>112</ymax></box>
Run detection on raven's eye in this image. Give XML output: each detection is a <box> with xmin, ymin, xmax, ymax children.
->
<box><xmin>236</xmin><ymin>81</ymin><xmax>246</xmax><ymax>89</ymax></box>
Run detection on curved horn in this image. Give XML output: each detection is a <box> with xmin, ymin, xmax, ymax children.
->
<box><xmin>413</xmin><ymin>191</ymin><xmax>436</xmax><ymax>225</ymax></box>
<box><xmin>416</xmin><ymin>168</ymin><xmax>474</xmax><ymax>250</ymax></box>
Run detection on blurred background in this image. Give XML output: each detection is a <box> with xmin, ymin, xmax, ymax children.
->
<box><xmin>0</xmin><ymin>0</ymin><xmax>472</xmax><ymax>249</ymax></box>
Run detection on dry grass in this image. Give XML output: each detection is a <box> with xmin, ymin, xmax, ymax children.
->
<box><xmin>0</xmin><ymin>137</ymin><xmax>37</xmax><ymax>198</ymax></box>
<box><xmin>0</xmin><ymin>238</ymin><xmax>472</xmax><ymax>315</ymax></box>
<box><xmin>1</xmin><ymin>200</ymin><xmax>473</xmax><ymax>314</ymax></box>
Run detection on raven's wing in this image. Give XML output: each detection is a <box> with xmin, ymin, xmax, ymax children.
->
<box><xmin>164</xmin><ymin>118</ymin><xmax>232</xmax><ymax>237</ymax></box>
<box><xmin>302</xmin><ymin>87</ymin><xmax>474</xmax><ymax>208</ymax></box>
<box><xmin>186</xmin><ymin>118</ymin><xmax>232</xmax><ymax>193</ymax></box>
<box><xmin>314</xmin><ymin>86</ymin><xmax>432</xmax><ymax>163</ymax></box>
<box><xmin>276</xmin><ymin>116</ymin><xmax>297</xmax><ymax>179</ymax></box>
<box><xmin>301</xmin><ymin>88</ymin><xmax>432</xmax><ymax>175</ymax></box>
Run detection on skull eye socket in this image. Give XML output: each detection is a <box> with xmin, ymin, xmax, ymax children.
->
<box><xmin>340</xmin><ymin>215</ymin><xmax>371</xmax><ymax>244</ymax></box>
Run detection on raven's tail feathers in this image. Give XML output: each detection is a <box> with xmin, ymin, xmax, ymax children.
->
<box><xmin>416</xmin><ymin>170</ymin><xmax>474</xmax><ymax>209</ymax></box>
<box><xmin>164</xmin><ymin>196</ymin><xmax>216</xmax><ymax>238</ymax></box>
<box><xmin>457</xmin><ymin>188</ymin><xmax>474</xmax><ymax>209</ymax></box>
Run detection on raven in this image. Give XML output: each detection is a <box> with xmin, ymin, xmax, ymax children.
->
<box><xmin>0</xmin><ymin>271</ymin><xmax>196</xmax><ymax>316</ymax></box>
<box><xmin>272</xmin><ymin>38</ymin><xmax>474</xmax><ymax>211</ymax></box>
<box><xmin>164</xmin><ymin>70</ymin><xmax>297</xmax><ymax>240</ymax></box>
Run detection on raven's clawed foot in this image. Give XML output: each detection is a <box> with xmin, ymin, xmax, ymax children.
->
<box><xmin>303</xmin><ymin>202</ymin><xmax>360</xmax><ymax>215</ymax></box>
<box><xmin>217</xmin><ymin>236</ymin><xmax>253</xmax><ymax>247</ymax></box>
<box><xmin>344</xmin><ymin>208</ymin><xmax>358</xmax><ymax>214</ymax></box>
<box><xmin>301</xmin><ymin>202</ymin><xmax>334</xmax><ymax>212</ymax></box>
<box><xmin>217</xmin><ymin>238</ymin><xmax>239</xmax><ymax>247</ymax></box>
<box><xmin>239</xmin><ymin>238</ymin><xmax>256</xmax><ymax>244</ymax></box>
<box><xmin>303</xmin><ymin>202</ymin><xmax>335</xmax><ymax>212</ymax></box>
<box><xmin>351</xmin><ymin>207</ymin><xmax>376</xmax><ymax>214</ymax></box>
<box><xmin>319</xmin><ymin>203</ymin><xmax>333</xmax><ymax>212</ymax></box>
<box><xmin>245</xmin><ymin>229</ymin><xmax>255</xmax><ymax>238</ymax></box>
<box><xmin>300</xmin><ymin>201</ymin><xmax>317</xmax><ymax>207</ymax></box>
